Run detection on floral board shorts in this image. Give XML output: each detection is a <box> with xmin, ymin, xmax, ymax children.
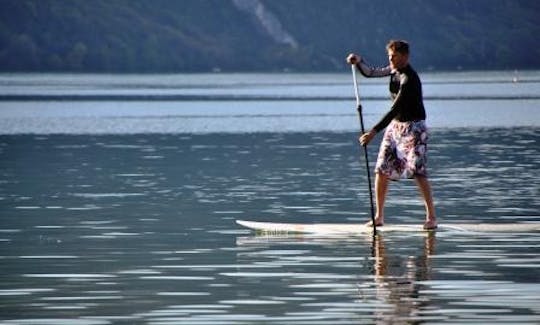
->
<box><xmin>375</xmin><ymin>120</ymin><xmax>428</xmax><ymax>180</ymax></box>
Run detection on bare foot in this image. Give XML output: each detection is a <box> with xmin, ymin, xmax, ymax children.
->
<box><xmin>423</xmin><ymin>219</ymin><xmax>438</xmax><ymax>230</ymax></box>
<box><xmin>365</xmin><ymin>216</ymin><xmax>384</xmax><ymax>227</ymax></box>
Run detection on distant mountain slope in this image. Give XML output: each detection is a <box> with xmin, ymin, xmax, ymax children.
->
<box><xmin>0</xmin><ymin>0</ymin><xmax>539</xmax><ymax>72</ymax></box>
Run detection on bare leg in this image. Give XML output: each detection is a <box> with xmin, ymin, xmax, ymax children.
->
<box><xmin>414</xmin><ymin>175</ymin><xmax>437</xmax><ymax>229</ymax></box>
<box><xmin>371</xmin><ymin>172</ymin><xmax>388</xmax><ymax>226</ymax></box>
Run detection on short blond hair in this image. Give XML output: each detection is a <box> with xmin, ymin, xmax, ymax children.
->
<box><xmin>386</xmin><ymin>40</ymin><xmax>409</xmax><ymax>54</ymax></box>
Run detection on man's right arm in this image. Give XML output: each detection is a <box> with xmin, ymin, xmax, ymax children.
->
<box><xmin>355</xmin><ymin>59</ymin><xmax>392</xmax><ymax>78</ymax></box>
<box><xmin>347</xmin><ymin>53</ymin><xmax>392</xmax><ymax>78</ymax></box>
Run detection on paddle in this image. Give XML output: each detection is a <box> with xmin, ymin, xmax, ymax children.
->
<box><xmin>351</xmin><ymin>65</ymin><xmax>376</xmax><ymax>231</ymax></box>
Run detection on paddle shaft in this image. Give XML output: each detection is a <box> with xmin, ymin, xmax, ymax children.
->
<box><xmin>351</xmin><ymin>65</ymin><xmax>376</xmax><ymax>230</ymax></box>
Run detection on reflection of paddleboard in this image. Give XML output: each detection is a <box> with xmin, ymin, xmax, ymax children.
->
<box><xmin>236</xmin><ymin>220</ymin><xmax>540</xmax><ymax>234</ymax></box>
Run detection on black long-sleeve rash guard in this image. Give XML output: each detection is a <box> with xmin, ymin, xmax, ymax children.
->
<box><xmin>356</xmin><ymin>60</ymin><xmax>426</xmax><ymax>133</ymax></box>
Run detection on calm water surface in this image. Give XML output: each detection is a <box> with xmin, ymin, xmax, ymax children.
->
<box><xmin>0</xmin><ymin>72</ymin><xmax>539</xmax><ymax>324</ymax></box>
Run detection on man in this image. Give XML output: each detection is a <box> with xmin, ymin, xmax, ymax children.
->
<box><xmin>347</xmin><ymin>40</ymin><xmax>437</xmax><ymax>230</ymax></box>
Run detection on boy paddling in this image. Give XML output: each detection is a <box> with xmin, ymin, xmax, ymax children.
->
<box><xmin>347</xmin><ymin>40</ymin><xmax>437</xmax><ymax>230</ymax></box>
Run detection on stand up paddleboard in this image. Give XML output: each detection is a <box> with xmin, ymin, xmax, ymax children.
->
<box><xmin>236</xmin><ymin>220</ymin><xmax>540</xmax><ymax>235</ymax></box>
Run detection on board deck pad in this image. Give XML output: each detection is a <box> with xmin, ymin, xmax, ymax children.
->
<box><xmin>236</xmin><ymin>220</ymin><xmax>540</xmax><ymax>234</ymax></box>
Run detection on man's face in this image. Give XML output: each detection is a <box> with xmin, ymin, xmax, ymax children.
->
<box><xmin>388</xmin><ymin>49</ymin><xmax>408</xmax><ymax>70</ymax></box>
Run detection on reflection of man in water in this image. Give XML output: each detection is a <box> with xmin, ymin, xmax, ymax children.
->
<box><xmin>369</xmin><ymin>234</ymin><xmax>435</xmax><ymax>322</ymax></box>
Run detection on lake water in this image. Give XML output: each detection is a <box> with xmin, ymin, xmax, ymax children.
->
<box><xmin>0</xmin><ymin>71</ymin><xmax>539</xmax><ymax>324</ymax></box>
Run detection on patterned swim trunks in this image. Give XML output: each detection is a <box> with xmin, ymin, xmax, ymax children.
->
<box><xmin>375</xmin><ymin>120</ymin><xmax>428</xmax><ymax>180</ymax></box>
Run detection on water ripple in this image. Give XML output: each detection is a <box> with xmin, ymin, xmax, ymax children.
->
<box><xmin>1</xmin><ymin>129</ymin><xmax>538</xmax><ymax>324</ymax></box>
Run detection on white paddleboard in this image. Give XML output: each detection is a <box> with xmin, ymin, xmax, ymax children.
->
<box><xmin>236</xmin><ymin>220</ymin><xmax>540</xmax><ymax>234</ymax></box>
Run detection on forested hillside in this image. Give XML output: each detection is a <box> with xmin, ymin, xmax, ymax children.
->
<box><xmin>1</xmin><ymin>0</ymin><xmax>539</xmax><ymax>72</ymax></box>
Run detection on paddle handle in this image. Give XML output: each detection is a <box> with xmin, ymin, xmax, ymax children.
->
<box><xmin>352</xmin><ymin>64</ymin><xmax>361</xmax><ymax>107</ymax></box>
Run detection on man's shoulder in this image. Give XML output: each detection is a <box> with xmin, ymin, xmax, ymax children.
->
<box><xmin>403</xmin><ymin>65</ymin><xmax>421</xmax><ymax>83</ymax></box>
<box><xmin>402</xmin><ymin>64</ymin><xmax>418</xmax><ymax>75</ymax></box>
